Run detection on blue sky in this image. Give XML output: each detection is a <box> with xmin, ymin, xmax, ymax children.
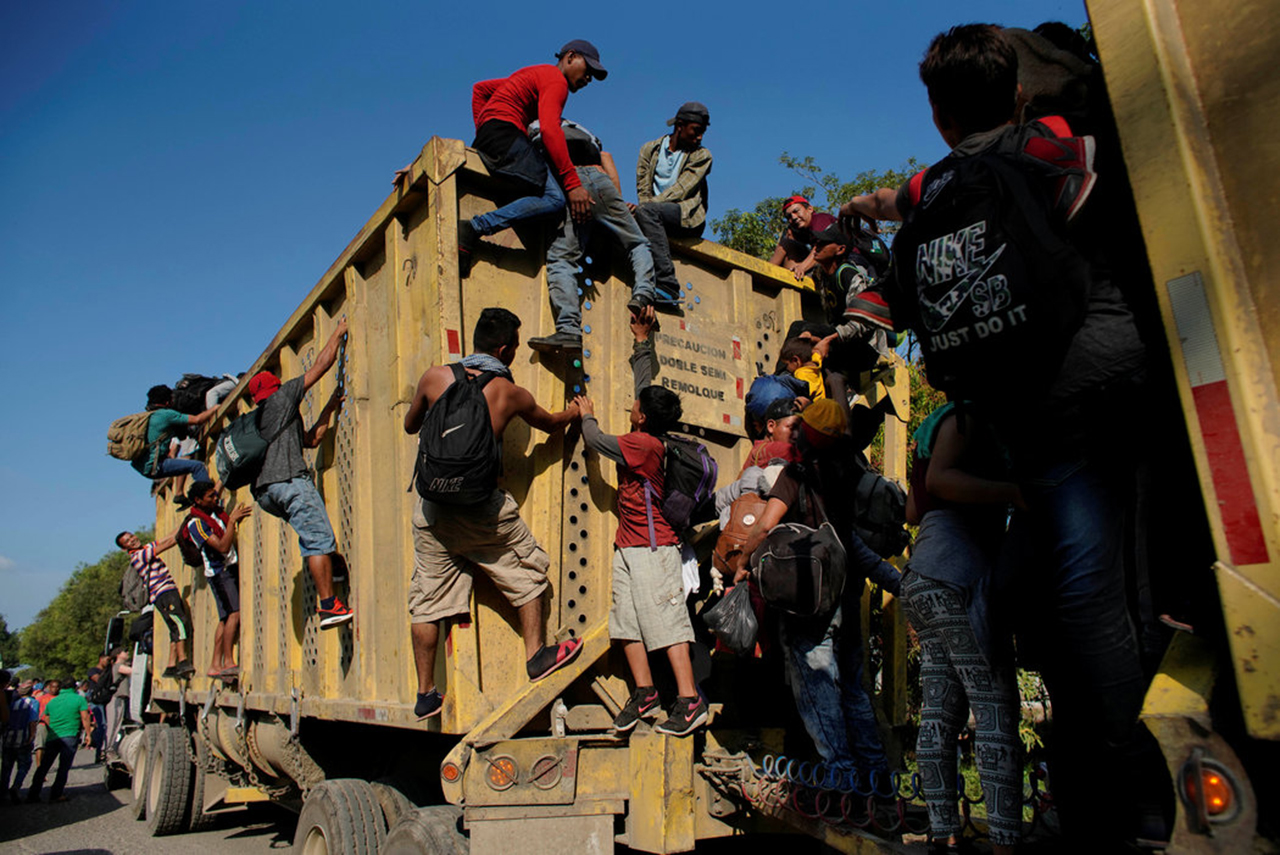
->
<box><xmin>0</xmin><ymin>0</ymin><xmax>1086</xmax><ymax>629</ymax></box>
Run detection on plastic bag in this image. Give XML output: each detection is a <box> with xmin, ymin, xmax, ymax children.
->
<box><xmin>702</xmin><ymin>584</ymin><xmax>758</xmax><ymax>656</ymax></box>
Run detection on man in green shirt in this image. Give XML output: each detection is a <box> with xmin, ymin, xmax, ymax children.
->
<box><xmin>25</xmin><ymin>681</ymin><xmax>90</xmax><ymax>803</ymax></box>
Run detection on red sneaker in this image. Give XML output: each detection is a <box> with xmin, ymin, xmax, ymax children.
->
<box><xmin>318</xmin><ymin>599</ymin><xmax>354</xmax><ymax>629</ymax></box>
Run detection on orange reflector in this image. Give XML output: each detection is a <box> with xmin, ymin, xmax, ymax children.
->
<box><xmin>1202</xmin><ymin>771</ymin><xmax>1233</xmax><ymax>816</ymax></box>
<box><xmin>441</xmin><ymin>762</ymin><xmax>460</xmax><ymax>783</ymax></box>
<box><xmin>486</xmin><ymin>755</ymin><xmax>518</xmax><ymax>791</ymax></box>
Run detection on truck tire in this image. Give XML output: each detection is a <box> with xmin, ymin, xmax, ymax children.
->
<box><xmin>369</xmin><ymin>781</ymin><xmax>416</xmax><ymax>831</ymax></box>
<box><xmin>382</xmin><ymin>806</ymin><xmax>469</xmax><ymax>855</ymax></box>
<box><xmin>146</xmin><ymin>725</ymin><xmax>192</xmax><ymax>836</ymax></box>
<box><xmin>186</xmin><ymin>733</ymin><xmax>215</xmax><ymax>832</ymax></box>
<box><xmin>292</xmin><ymin>779</ymin><xmax>385</xmax><ymax>855</ymax></box>
<box><xmin>130</xmin><ymin>724</ymin><xmax>162</xmax><ymax>821</ymax></box>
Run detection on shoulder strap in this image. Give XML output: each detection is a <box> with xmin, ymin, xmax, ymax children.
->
<box><xmin>907</xmin><ymin>168</ymin><xmax>929</xmax><ymax>206</ymax></box>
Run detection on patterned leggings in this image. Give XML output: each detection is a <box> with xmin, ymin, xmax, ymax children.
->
<box><xmin>902</xmin><ymin>571</ymin><xmax>1022</xmax><ymax>845</ymax></box>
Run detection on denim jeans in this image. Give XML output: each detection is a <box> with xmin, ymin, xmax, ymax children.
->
<box><xmin>255</xmin><ymin>476</ymin><xmax>337</xmax><ymax>557</ymax></box>
<box><xmin>1000</xmin><ymin>453</ymin><xmax>1146</xmax><ymax>841</ymax></box>
<box><xmin>471</xmin><ymin>168</ymin><xmax>566</xmax><ymax>236</ymax></box>
<box><xmin>1</xmin><ymin>731</ymin><xmax>33</xmax><ymax>794</ymax></box>
<box><xmin>27</xmin><ymin>735</ymin><xmax>78</xmax><ymax>800</ymax></box>
<box><xmin>777</xmin><ymin>605</ymin><xmax>888</xmax><ymax>777</ymax></box>
<box><xmin>633</xmin><ymin>201</ymin><xmax>702</xmax><ymax>297</ymax></box>
<box><xmin>546</xmin><ymin>167</ymin><xmax>655</xmax><ymax>333</ymax></box>
<box><xmin>153</xmin><ymin>456</ymin><xmax>209</xmax><ymax>483</ymax></box>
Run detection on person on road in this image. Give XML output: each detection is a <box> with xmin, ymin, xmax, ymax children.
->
<box><xmin>26</xmin><ymin>680</ymin><xmax>91</xmax><ymax>803</ymax></box>
<box><xmin>2</xmin><ymin>679</ymin><xmax>39</xmax><ymax>803</ymax></box>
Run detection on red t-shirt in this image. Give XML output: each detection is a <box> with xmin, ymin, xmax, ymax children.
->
<box><xmin>739</xmin><ymin>440</ymin><xmax>800</xmax><ymax>475</ymax></box>
<box><xmin>471</xmin><ymin>65</ymin><xmax>580</xmax><ymax>192</ymax></box>
<box><xmin>614</xmin><ymin>432</ymin><xmax>679</xmax><ymax>549</ymax></box>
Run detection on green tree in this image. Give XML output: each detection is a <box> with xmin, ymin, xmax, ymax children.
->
<box><xmin>711</xmin><ymin>154</ymin><xmax>923</xmax><ymax>259</ymax></box>
<box><xmin>19</xmin><ymin>533</ymin><xmax>150</xmax><ymax>679</ymax></box>
<box><xmin>0</xmin><ymin>615</ymin><xmax>20</xmax><ymax>670</ymax></box>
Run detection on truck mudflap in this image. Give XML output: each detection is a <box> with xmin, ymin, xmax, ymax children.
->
<box><xmin>1141</xmin><ymin>630</ymin><xmax>1268</xmax><ymax>853</ymax></box>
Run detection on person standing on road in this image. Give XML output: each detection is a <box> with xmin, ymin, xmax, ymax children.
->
<box><xmin>247</xmin><ymin>318</ymin><xmax>352</xmax><ymax>631</ymax></box>
<box><xmin>26</xmin><ymin>680</ymin><xmax>91</xmax><ymax>803</ymax></box>
<box><xmin>85</xmin><ymin>653</ymin><xmax>111</xmax><ymax>762</ymax></box>
<box><xmin>103</xmin><ymin>648</ymin><xmax>132</xmax><ymax>759</ymax></box>
<box><xmin>2</xmin><ymin>679</ymin><xmax>39</xmax><ymax>803</ymax></box>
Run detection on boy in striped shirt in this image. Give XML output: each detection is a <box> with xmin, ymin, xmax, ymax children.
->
<box><xmin>116</xmin><ymin>529</ymin><xmax>194</xmax><ymax>679</ymax></box>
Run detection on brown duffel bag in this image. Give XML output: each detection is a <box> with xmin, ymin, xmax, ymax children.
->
<box><xmin>711</xmin><ymin>492</ymin><xmax>770</xmax><ymax>577</ymax></box>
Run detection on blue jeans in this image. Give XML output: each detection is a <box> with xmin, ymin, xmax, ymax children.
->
<box><xmin>27</xmin><ymin>735</ymin><xmax>78</xmax><ymax>800</ymax></box>
<box><xmin>1000</xmin><ymin>453</ymin><xmax>1145</xmax><ymax>840</ymax></box>
<box><xmin>255</xmin><ymin>476</ymin><xmax>338</xmax><ymax>557</ymax></box>
<box><xmin>778</xmin><ymin>605</ymin><xmax>888</xmax><ymax>777</ymax></box>
<box><xmin>471</xmin><ymin>167</ymin><xmax>565</xmax><ymax>236</ymax></box>
<box><xmin>546</xmin><ymin>167</ymin><xmax>655</xmax><ymax>333</ymax></box>
<box><xmin>1</xmin><ymin>732</ymin><xmax>33</xmax><ymax>794</ymax></box>
<box><xmin>153</xmin><ymin>456</ymin><xmax>209</xmax><ymax>483</ymax></box>
<box><xmin>89</xmin><ymin>704</ymin><xmax>105</xmax><ymax>750</ymax></box>
<box><xmin>633</xmin><ymin>201</ymin><xmax>702</xmax><ymax>297</ymax></box>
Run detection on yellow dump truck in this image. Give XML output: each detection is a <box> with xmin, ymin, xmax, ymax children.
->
<box><xmin>114</xmin><ymin>1</ymin><xmax>1278</xmax><ymax>852</ymax></box>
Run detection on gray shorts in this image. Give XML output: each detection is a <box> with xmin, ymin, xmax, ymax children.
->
<box><xmin>609</xmin><ymin>545</ymin><xmax>694</xmax><ymax>651</ymax></box>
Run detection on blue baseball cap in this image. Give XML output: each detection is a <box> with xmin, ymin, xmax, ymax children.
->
<box><xmin>557</xmin><ymin>40</ymin><xmax>607</xmax><ymax>79</ymax></box>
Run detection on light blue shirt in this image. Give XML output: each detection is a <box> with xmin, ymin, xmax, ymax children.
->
<box><xmin>652</xmin><ymin>136</ymin><xmax>686</xmax><ymax>196</ymax></box>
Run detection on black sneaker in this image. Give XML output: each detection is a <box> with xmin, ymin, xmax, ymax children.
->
<box><xmin>527</xmin><ymin>331</ymin><xmax>583</xmax><ymax>352</ymax></box>
<box><xmin>415</xmin><ymin>688</ymin><xmax>444</xmax><ymax>720</ymax></box>
<box><xmin>655</xmin><ymin>695</ymin><xmax>708</xmax><ymax>737</ymax></box>
<box><xmin>160</xmin><ymin>666</ymin><xmax>179</xmax><ymax>679</ymax></box>
<box><xmin>174</xmin><ymin>660</ymin><xmax>196</xmax><ymax>678</ymax></box>
<box><xmin>652</xmin><ymin>293</ymin><xmax>685</xmax><ymax>317</ymax></box>
<box><xmin>526</xmin><ymin>638</ymin><xmax>584</xmax><ymax>681</ymax></box>
<box><xmin>458</xmin><ymin>220</ymin><xmax>478</xmax><ymax>279</ymax></box>
<box><xmin>627</xmin><ymin>293</ymin><xmax>653</xmax><ymax>314</ymax></box>
<box><xmin>612</xmin><ymin>687</ymin><xmax>661</xmax><ymax>733</ymax></box>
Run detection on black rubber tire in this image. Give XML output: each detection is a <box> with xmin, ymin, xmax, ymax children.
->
<box><xmin>186</xmin><ymin>733</ymin><xmax>215</xmax><ymax>832</ymax></box>
<box><xmin>130</xmin><ymin>724</ymin><xmax>161</xmax><ymax>821</ymax></box>
<box><xmin>382</xmin><ymin>806</ymin><xmax>469</xmax><ymax>855</ymax></box>
<box><xmin>291</xmin><ymin>779</ymin><xmax>386</xmax><ymax>855</ymax></box>
<box><xmin>146</xmin><ymin>725</ymin><xmax>192</xmax><ymax>836</ymax></box>
<box><xmin>370</xmin><ymin>781</ymin><xmax>416</xmax><ymax>832</ymax></box>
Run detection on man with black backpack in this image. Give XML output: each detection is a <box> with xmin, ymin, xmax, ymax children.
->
<box><xmin>728</xmin><ymin>399</ymin><xmax>900</xmax><ymax>781</ymax></box>
<box><xmin>246</xmin><ymin>317</ymin><xmax>352</xmax><ymax>631</ymax></box>
<box><xmin>838</xmin><ymin>25</ymin><xmax>1151</xmax><ymax>847</ymax></box>
<box><xmin>403</xmin><ymin>308</ymin><xmax>583</xmax><ymax>721</ymax></box>
<box><xmin>573</xmin><ymin>307</ymin><xmax>709</xmax><ymax>737</ymax></box>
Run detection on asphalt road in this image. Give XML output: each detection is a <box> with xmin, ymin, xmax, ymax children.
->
<box><xmin>0</xmin><ymin>747</ymin><xmax>297</xmax><ymax>855</ymax></box>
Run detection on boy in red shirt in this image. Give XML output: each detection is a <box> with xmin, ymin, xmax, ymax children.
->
<box><xmin>574</xmin><ymin>308</ymin><xmax>706</xmax><ymax>737</ymax></box>
<box><xmin>458</xmin><ymin>40</ymin><xmax>607</xmax><ymax>277</ymax></box>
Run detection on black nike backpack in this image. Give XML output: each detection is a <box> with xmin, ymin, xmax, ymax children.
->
<box><xmin>889</xmin><ymin>117</ymin><xmax>1095</xmax><ymax>400</ymax></box>
<box><xmin>414</xmin><ymin>364</ymin><xmax>502</xmax><ymax>505</ymax></box>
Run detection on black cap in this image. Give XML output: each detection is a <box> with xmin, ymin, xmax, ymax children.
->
<box><xmin>666</xmin><ymin>101</ymin><xmax>710</xmax><ymax>127</ymax></box>
<box><xmin>812</xmin><ymin>224</ymin><xmax>851</xmax><ymax>246</ymax></box>
<box><xmin>558</xmin><ymin>39</ymin><xmax>608</xmax><ymax>80</ymax></box>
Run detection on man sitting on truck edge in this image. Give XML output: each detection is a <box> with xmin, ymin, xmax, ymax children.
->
<box><xmin>574</xmin><ymin>306</ymin><xmax>708</xmax><ymax>737</ymax></box>
<box><xmin>768</xmin><ymin>195</ymin><xmax>836</xmax><ymax>282</ymax></box>
<box><xmin>632</xmin><ymin>102</ymin><xmax>712</xmax><ymax>308</ymax></box>
<box><xmin>526</xmin><ymin>117</ymin><xmax>657</xmax><ymax>352</ymax></box>
<box><xmin>453</xmin><ymin>40</ymin><xmax>607</xmax><ymax>278</ymax></box>
<box><xmin>404</xmin><ymin>307</ymin><xmax>584</xmax><ymax>720</ymax></box>
<box><xmin>838</xmin><ymin>24</ymin><xmax>1152</xmax><ymax>846</ymax></box>
<box><xmin>246</xmin><ymin>318</ymin><xmax>353</xmax><ymax>631</ymax></box>
<box><xmin>185</xmin><ymin>479</ymin><xmax>250</xmax><ymax>678</ymax></box>
<box><xmin>115</xmin><ymin>528</ymin><xmax>196</xmax><ymax>679</ymax></box>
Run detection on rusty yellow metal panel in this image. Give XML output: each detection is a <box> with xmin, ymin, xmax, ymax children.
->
<box><xmin>627</xmin><ymin>730</ymin><xmax>696</xmax><ymax>854</ymax></box>
<box><xmin>1090</xmin><ymin>0</ymin><xmax>1280</xmax><ymax>739</ymax></box>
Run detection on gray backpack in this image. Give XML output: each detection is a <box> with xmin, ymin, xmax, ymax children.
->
<box><xmin>120</xmin><ymin>563</ymin><xmax>148</xmax><ymax>612</ymax></box>
<box><xmin>851</xmin><ymin>463</ymin><xmax>909</xmax><ymax>558</ymax></box>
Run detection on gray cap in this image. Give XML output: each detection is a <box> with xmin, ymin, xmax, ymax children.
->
<box><xmin>666</xmin><ymin>101</ymin><xmax>710</xmax><ymax>127</ymax></box>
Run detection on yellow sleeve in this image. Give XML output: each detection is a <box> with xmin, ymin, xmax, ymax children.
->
<box><xmin>794</xmin><ymin>365</ymin><xmax>826</xmax><ymax>400</ymax></box>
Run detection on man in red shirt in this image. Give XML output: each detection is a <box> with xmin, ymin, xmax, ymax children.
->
<box><xmin>458</xmin><ymin>40</ymin><xmax>607</xmax><ymax>277</ymax></box>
